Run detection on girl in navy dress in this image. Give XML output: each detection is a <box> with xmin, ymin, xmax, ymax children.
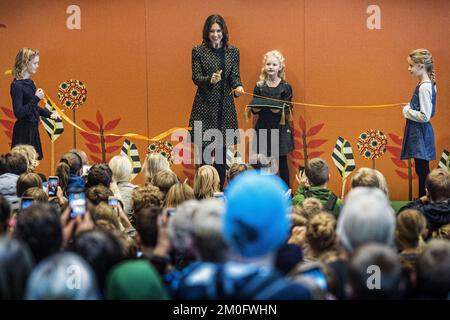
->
<box><xmin>400</xmin><ymin>49</ymin><xmax>437</xmax><ymax>197</ymax></box>
<box><xmin>10</xmin><ymin>48</ymin><xmax>59</xmax><ymax>160</ymax></box>
<box><xmin>252</xmin><ymin>50</ymin><xmax>294</xmax><ymax>186</ymax></box>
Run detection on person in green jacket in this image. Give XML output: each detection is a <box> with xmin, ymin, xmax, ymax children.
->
<box><xmin>292</xmin><ymin>158</ymin><xmax>343</xmax><ymax>216</ymax></box>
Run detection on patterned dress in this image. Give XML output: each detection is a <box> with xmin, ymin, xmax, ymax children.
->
<box><xmin>189</xmin><ymin>44</ymin><xmax>242</xmax><ymax>151</ymax></box>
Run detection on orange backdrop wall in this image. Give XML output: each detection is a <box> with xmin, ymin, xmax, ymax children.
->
<box><xmin>1</xmin><ymin>0</ymin><xmax>449</xmax><ymax>200</ymax></box>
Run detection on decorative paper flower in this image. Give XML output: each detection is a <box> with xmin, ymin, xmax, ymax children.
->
<box><xmin>147</xmin><ymin>140</ymin><xmax>174</xmax><ymax>164</ymax></box>
<box><xmin>357</xmin><ymin>129</ymin><xmax>388</xmax><ymax>160</ymax></box>
<box><xmin>58</xmin><ymin>79</ymin><xmax>87</xmax><ymax>110</ymax></box>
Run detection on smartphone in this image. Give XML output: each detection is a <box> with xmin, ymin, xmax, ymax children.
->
<box><xmin>108</xmin><ymin>196</ymin><xmax>119</xmax><ymax>208</ymax></box>
<box><xmin>42</xmin><ymin>180</ymin><xmax>48</xmax><ymax>192</ymax></box>
<box><xmin>69</xmin><ymin>192</ymin><xmax>86</xmax><ymax>219</ymax></box>
<box><xmin>108</xmin><ymin>196</ymin><xmax>119</xmax><ymax>215</ymax></box>
<box><xmin>298</xmin><ymin>165</ymin><xmax>305</xmax><ymax>175</ymax></box>
<box><xmin>48</xmin><ymin>176</ymin><xmax>59</xmax><ymax>197</ymax></box>
<box><xmin>21</xmin><ymin>197</ymin><xmax>35</xmax><ymax>210</ymax></box>
<box><xmin>301</xmin><ymin>267</ymin><xmax>328</xmax><ymax>291</ymax></box>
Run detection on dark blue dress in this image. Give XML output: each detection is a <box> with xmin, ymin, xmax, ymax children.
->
<box><xmin>400</xmin><ymin>82</ymin><xmax>436</xmax><ymax>161</ymax></box>
<box><xmin>10</xmin><ymin>79</ymin><xmax>52</xmax><ymax>160</ymax></box>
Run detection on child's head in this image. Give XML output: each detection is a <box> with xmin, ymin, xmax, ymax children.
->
<box><xmin>306</xmin><ymin>211</ymin><xmax>336</xmax><ymax>256</ymax></box>
<box><xmin>395</xmin><ymin>209</ymin><xmax>427</xmax><ymax>251</ymax></box>
<box><xmin>425</xmin><ymin>168</ymin><xmax>450</xmax><ymax>202</ymax></box>
<box><xmin>194</xmin><ymin>165</ymin><xmax>220</xmax><ymax>200</ymax></box>
<box><xmin>131</xmin><ymin>185</ymin><xmax>163</xmax><ymax>213</ymax></box>
<box><xmin>226</xmin><ymin>163</ymin><xmax>252</xmax><ymax>184</ymax></box>
<box><xmin>301</xmin><ymin>197</ymin><xmax>324</xmax><ymax>219</ymax></box>
<box><xmin>143</xmin><ymin>153</ymin><xmax>170</xmax><ymax>185</ymax></box>
<box><xmin>289</xmin><ymin>205</ymin><xmax>308</xmax><ymax>246</ymax></box>
<box><xmin>12</xmin><ymin>48</ymin><xmax>39</xmax><ymax>79</ymax></box>
<box><xmin>60</xmin><ymin>152</ymin><xmax>83</xmax><ymax>176</ymax></box>
<box><xmin>16</xmin><ymin>173</ymin><xmax>43</xmax><ymax>197</ymax></box>
<box><xmin>351</xmin><ymin>167</ymin><xmax>389</xmax><ymax>198</ymax></box>
<box><xmin>408</xmin><ymin>48</ymin><xmax>435</xmax><ymax>83</ymax></box>
<box><xmin>416</xmin><ymin>240</ymin><xmax>450</xmax><ymax>299</ymax></box>
<box><xmin>152</xmin><ymin>170</ymin><xmax>178</xmax><ymax>198</ymax></box>
<box><xmin>164</xmin><ymin>182</ymin><xmax>195</xmax><ymax>209</ymax></box>
<box><xmin>257</xmin><ymin>50</ymin><xmax>286</xmax><ymax>86</ymax></box>
<box><xmin>69</xmin><ymin>149</ymin><xmax>89</xmax><ymax>166</ymax></box>
<box><xmin>305</xmin><ymin>158</ymin><xmax>330</xmax><ymax>187</ymax></box>
<box><xmin>11</xmin><ymin>145</ymin><xmax>39</xmax><ymax>172</ymax></box>
<box><xmin>22</xmin><ymin>187</ymin><xmax>48</xmax><ymax>203</ymax></box>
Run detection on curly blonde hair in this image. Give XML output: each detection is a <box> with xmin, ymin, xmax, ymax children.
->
<box><xmin>408</xmin><ymin>48</ymin><xmax>436</xmax><ymax>83</ymax></box>
<box><xmin>12</xmin><ymin>48</ymin><xmax>39</xmax><ymax>79</ymax></box>
<box><xmin>257</xmin><ymin>50</ymin><xmax>286</xmax><ymax>87</ymax></box>
<box><xmin>11</xmin><ymin>144</ymin><xmax>39</xmax><ymax>172</ymax></box>
<box><xmin>306</xmin><ymin>211</ymin><xmax>336</xmax><ymax>255</ymax></box>
<box><xmin>131</xmin><ymin>185</ymin><xmax>163</xmax><ymax>212</ymax></box>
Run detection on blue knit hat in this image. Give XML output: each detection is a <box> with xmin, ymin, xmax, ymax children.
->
<box><xmin>223</xmin><ymin>171</ymin><xmax>290</xmax><ymax>258</ymax></box>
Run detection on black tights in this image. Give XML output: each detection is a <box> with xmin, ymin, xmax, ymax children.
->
<box><xmin>278</xmin><ymin>155</ymin><xmax>290</xmax><ymax>187</ymax></box>
<box><xmin>414</xmin><ymin>158</ymin><xmax>429</xmax><ymax>198</ymax></box>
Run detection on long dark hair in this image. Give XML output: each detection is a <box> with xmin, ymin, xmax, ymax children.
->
<box><xmin>202</xmin><ymin>14</ymin><xmax>229</xmax><ymax>48</ymax></box>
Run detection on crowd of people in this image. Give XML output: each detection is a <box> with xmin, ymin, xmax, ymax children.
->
<box><xmin>0</xmin><ymin>144</ymin><xmax>449</xmax><ymax>300</ymax></box>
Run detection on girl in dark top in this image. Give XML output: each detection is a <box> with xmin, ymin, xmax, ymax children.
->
<box><xmin>10</xmin><ymin>48</ymin><xmax>59</xmax><ymax>160</ymax></box>
<box><xmin>252</xmin><ymin>50</ymin><xmax>294</xmax><ymax>186</ymax></box>
<box><xmin>189</xmin><ymin>15</ymin><xmax>244</xmax><ymax>189</ymax></box>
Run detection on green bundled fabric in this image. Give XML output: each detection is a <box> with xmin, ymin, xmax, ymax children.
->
<box><xmin>245</xmin><ymin>97</ymin><xmax>292</xmax><ymax>125</ymax></box>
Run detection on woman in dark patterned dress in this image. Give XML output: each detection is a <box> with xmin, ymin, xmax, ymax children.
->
<box><xmin>189</xmin><ymin>14</ymin><xmax>244</xmax><ymax>188</ymax></box>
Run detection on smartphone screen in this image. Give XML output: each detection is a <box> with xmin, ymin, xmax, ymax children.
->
<box><xmin>301</xmin><ymin>268</ymin><xmax>328</xmax><ymax>291</ymax></box>
<box><xmin>108</xmin><ymin>196</ymin><xmax>118</xmax><ymax>208</ymax></box>
<box><xmin>42</xmin><ymin>181</ymin><xmax>48</xmax><ymax>192</ymax></box>
<box><xmin>21</xmin><ymin>197</ymin><xmax>35</xmax><ymax>210</ymax></box>
<box><xmin>298</xmin><ymin>165</ymin><xmax>305</xmax><ymax>176</ymax></box>
<box><xmin>48</xmin><ymin>176</ymin><xmax>59</xmax><ymax>197</ymax></box>
<box><xmin>69</xmin><ymin>192</ymin><xmax>86</xmax><ymax>219</ymax></box>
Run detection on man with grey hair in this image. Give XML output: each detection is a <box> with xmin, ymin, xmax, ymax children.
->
<box><xmin>337</xmin><ymin>187</ymin><xmax>396</xmax><ymax>254</ymax></box>
<box><xmin>190</xmin><ymin>198</ymin><xmax>229</xmax><ymax>262</ymax></box>
<box><xmin>167</xmin><ymin>199</ymin><xmax>200</xmax><ymax>270</ymax></box>
<box><xmin>328</xmin><ymin>187</ymin><xmax>396</xmax><ymax>299</ymax></box>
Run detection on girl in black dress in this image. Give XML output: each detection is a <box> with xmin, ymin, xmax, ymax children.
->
<box><xmin>252</xmin><ymin>50</ymin><xmax>294</xmax><ymax>186</ymax></box>
<box><xmin>10</xmin><ymin>48</ymin><xmax>59</xmax><ymax>160</ymax></box>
